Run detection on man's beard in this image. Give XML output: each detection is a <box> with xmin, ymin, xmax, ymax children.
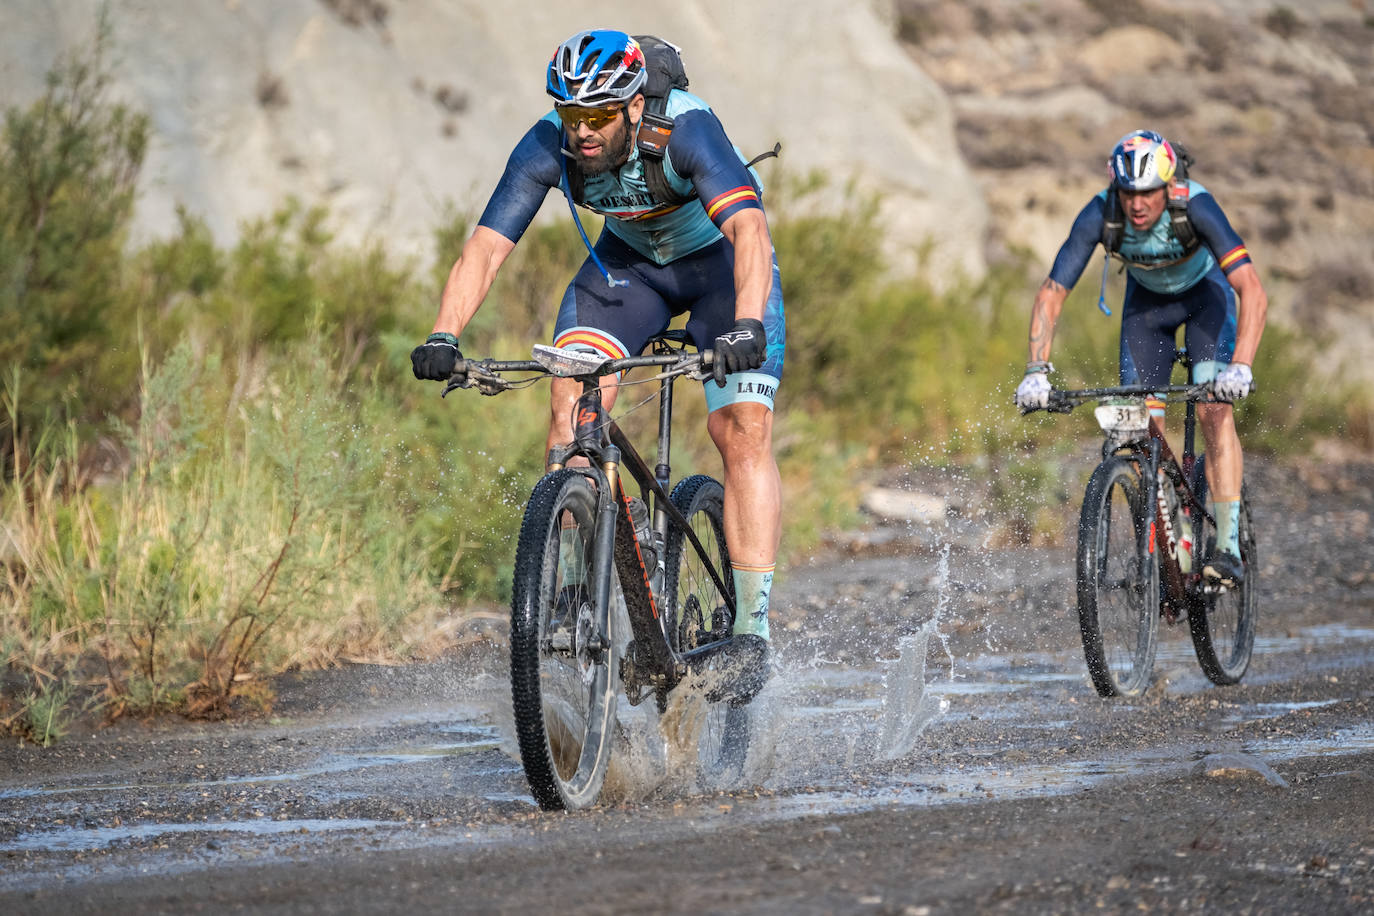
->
<box><xmin>574</xmin><ymin>116</ymin><xmax>633</xmax><ymax>176</ymax></box>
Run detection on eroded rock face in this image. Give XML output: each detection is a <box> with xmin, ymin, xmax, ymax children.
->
<box><xmin>0</xmin><ymin>0</ymin><xmax>986</xmax><ymax>282</ymax></box>
<box><xmin>899</xmin><ymin>0</ymin><xmax>1374</xmax><ymax>368</ymax></box>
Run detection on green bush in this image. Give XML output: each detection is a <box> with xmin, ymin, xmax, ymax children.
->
<box><xmin>0</xmin><ymin>21</ymin><xmax>148</xmax><ymax>443</ymax></box>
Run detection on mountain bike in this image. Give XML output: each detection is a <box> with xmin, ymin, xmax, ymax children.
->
<box><xmin>443</xmin><ymin>332</ymin><xmax>759</xmax><ymax>810</ymax></box>
<box><xmin>1027</xmin><ymin>355</ymin><xmax>1257</xmax><ymax>697</ymax></box>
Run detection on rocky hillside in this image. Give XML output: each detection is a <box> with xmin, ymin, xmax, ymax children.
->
<box><xmin>896</xmin><ymin>0</ymin><xmax>1374</xmax><ymax>365</ymax></box>
<box><xmin>0</xmin><ymin>0</ymin><xmax>985</xmax><ymax>280</ymax></box>
<box><xmin>2</xmin><ymin>0</ymin><xmax>1370</xmax><ymax>367</ymax></box>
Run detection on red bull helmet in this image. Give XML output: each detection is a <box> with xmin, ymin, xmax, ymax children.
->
<box><xmin>1109</xmin><ymin>129</ymin><xmax>1178</xmax><ymax>191</ymax></box>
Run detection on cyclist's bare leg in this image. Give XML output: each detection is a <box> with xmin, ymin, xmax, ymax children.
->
<box><xmin>546</xmin><ymin>375</ymin><xmax>621</xmax><ymax>468</ymax></box>
<box><xmin>707</xmin><ymin>402</ymin><xmax>781</xmax><ymax>564</ymax></box>
<box><xmin>708</xmin><ymin>401</ymin><xmax>781</xmax><ymax>638</ymax></box>
<box><xmin>1197</xmin><ymin>402</ymin><xmax>1242</xmax><ymax>503</ymax></box>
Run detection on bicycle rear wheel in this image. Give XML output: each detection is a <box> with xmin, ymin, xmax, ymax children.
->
<box><xmin>1188</xmin><ymin>461</ymin><xmax>1257</xmax><ymax>684</ymax></box>
<box><xmin>510</xmin><ymin>469</ymin><xmax>618</xmax><ymax>810</ymax></box>
<box><xmin>662</xmin><ymin>474</ymin><xmax>751</xmax><ymax>776</ymax></box>
<box><xmin>1076</xmin><ymin>456</ymin><xmax>1159</xmax><ymax>697</ymax></box>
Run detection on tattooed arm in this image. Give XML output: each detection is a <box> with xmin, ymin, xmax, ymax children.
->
<box><xmin>1027</xmin><ymin>277</ymin><xmax>1070</xmax><ymax>366</ymax></box>
<box><xmin>1027</xmin><ymin>194</ymin><xmax>1106</xmax><ymax>368</ymax></box>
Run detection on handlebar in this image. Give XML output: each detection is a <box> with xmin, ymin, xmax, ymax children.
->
<box><xmin>443</xmin><ymin>348</ymin><xmax>714</xmax><ymax>397</ymax></box>
<box><xmin>1023</xmin><ymin>382</ymin><xmax>1217</xmax><ymax>415</ymax></box>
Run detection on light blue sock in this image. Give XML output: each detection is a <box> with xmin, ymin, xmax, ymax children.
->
<box><xmin>1213</xmin><ymin>500</ymin><xmax>1241</xmax><ymax>556</ymax></box>
<box><xmin>730</xmin><ymin>564</ymin><xmax>773</xmax><ymax>640</ymax></box>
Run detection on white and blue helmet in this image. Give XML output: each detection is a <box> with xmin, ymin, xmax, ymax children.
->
<box><xmin>546</xmin><ymin>30</ymin><xmax>647</xmax><ymax>107</ymax></box>
<box><xmin>1109</xmin><ymin>129</ymin><xmax>1179</xmax><ymax>191</ymax></box>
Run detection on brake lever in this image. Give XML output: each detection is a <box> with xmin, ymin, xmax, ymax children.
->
<box><xmin>441</xmin><ymin>364</ymin><xmax>473</xmax><ymax>397</ymax></box>
<box><xmin>441</xmin><ymin>360</ymin><xmax>511</xmax><ymax>397</ymax></box>
<box><xmin>685</xmin><ymin>350</ymin><xmax>714</xmax><ymax>382</ymax></box>
<box><xmin>474</xmin><ymin>373</ymin><xmax>509</xmax><ymax>396</ymax></box>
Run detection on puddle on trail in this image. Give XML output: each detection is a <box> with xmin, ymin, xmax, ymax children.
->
<box><xmin>0</xmin><ymin>729</ymin><xmax>508</xmax><ymax>802</ymax></box>
<box><xmin>11</xmin><ymin>721</ymin><xmax>1369</xmax><ymax>858</ymax></box>
<box><xmin>730</xmin><ymin>721</ymin><xmax>1374</xmax><ymax>823</ymax></box>
<box><xmin>589</xmin><ymin>611</ymin><xmax>1374</xmax><ymax>807</ymax></box>
<box><xmin>0</xmin><ymin>818</ymin><xmax>404</xmax><ymax>853</ymax></box>
<box><xmin>3</xmin><ymin>602</ymin><xmax>1370</xmax><ymax>860</ymax></box>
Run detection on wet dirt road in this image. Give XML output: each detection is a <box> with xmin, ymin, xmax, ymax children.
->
<box><xmin>2</xmin><ymin>458</ymin><xmax>1372</xmax><ymax>913</ymax></box>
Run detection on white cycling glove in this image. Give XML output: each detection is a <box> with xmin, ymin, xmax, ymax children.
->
<box><xmin>1015</xmin><ymin>367</ymin><xmax>1052</xmax><ymax>410</ymax></box>
<box><xmin>1213</xmin><ymin>362</ymin><xmax>1253</xmax><ymax>402</ymax></box>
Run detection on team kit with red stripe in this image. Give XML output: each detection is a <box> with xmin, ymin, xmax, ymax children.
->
<box><xmin>477</xmin><ymin>90</ymin><xmax>786</xmax><ymax>413</ymax></box>
<box><xmin>1047</xmin><ymin>179</ymin><xmax>1252</xmax><ymax>389</ymax></box>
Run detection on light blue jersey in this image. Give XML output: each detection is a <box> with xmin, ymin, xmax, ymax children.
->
<box><xmin>548</xmin><ymin>90</ymin><xmax>763</xmax><ymax>264</ymax></box>
<box><xmin>479</xmin><ymin>90</ymin><xmax>765</xmax><ymax>267</ymax></box>
<box><xmin>1049</xmin><ymin>180</ymin><xmax>1252</xmax><ymax>296</ymax></box>
<box><xmin>1097</xmin><ymin>180</ymin><xmax>1214</xmax><ymax>294</ymax></box>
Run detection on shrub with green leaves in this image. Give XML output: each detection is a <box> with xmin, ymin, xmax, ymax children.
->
<box><xmin>0</xmin><ymin>21</ymin><xmax>148</xmax><ymax>448</ymax></box>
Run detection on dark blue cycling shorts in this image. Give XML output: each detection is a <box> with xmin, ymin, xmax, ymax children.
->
<box><xmin>1119</xmin><ymin>270</ymin><xmax>1237</xmax><ymax>388</ymax></box>
<box><xmin>552</xmin><ymin>231</ymin><xmax>786</xmax><ymax>412</ymax></box>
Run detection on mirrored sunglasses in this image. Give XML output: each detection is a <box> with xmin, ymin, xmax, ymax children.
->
<box><xmin>556</xmin><ymin>104</ymin><xmax>624</xmax><ymax>131</ymax></box>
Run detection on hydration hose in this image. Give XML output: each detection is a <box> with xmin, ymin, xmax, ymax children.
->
<box><xmin>1096</xmin><ymin>252</ymin><xmax>1113</xmax><ymax>316</ymax></box>
<box><xmin>560</xmin><ymin>152</ymin><xmax>629</xmax><ymax>289</ymax></box>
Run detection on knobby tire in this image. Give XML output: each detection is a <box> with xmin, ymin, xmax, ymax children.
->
<box><xmin>1076</xmin><ymin>456</ymin><xmax>1159</xmax><ymax>697</ymax></box>
<box><xmin>662</xmin><ymin>474</ymin><xmax>751</xmax><ymax>776</ymax></box>
<box><xmin>509</xmin><ymin>469</ymin><xmax>618</xmax><ymax>810</ymax></box>
<box><xmin>1187</xmin><ymin>458</ymin><xmax>1258</xmax><ymax>684</ymax></box>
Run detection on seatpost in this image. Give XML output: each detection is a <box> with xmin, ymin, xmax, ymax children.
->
<box><xmin>1183</xmin><ymin>397</ymin><xmax>1197</xmax><ymax>465</ymax></box>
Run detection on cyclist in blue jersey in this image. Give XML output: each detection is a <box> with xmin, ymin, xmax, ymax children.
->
<box><xmin>411</xmin><ymin>29</ymin><xmax>785</xmax><ymax>676</ymax></box>
<box><xmin>1013</xmin><ymin>129</ymin><xmax>1269</xmax><ymax>587</ymax></box>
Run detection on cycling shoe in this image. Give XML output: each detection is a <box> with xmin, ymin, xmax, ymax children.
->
<box><xmin>703</xmin><ymin>634</ymin><xmax>771</xmax><ymax>706</ymax></box>
<box><xmin>1202</xmin><ymin>551</ymin><xmax>1245</xmax><ymax>588</ymax></box>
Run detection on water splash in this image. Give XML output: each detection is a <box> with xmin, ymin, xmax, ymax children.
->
<box><xmin>879</xmin><ymin>543</ymin><xmax>954</xmax><ymax>759</ymax></box>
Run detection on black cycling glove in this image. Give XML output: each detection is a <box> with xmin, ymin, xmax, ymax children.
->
<box><xmin>411</xmin><ymin>332</ymin><xmax>462</xmax><ymax>380</ymax></box>
<box><xmin>712</xmin><ymin>318</ymin><xmax>767</xmax><ymax>388</ymax></box>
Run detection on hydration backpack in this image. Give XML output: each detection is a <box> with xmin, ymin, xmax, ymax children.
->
<box><xmin>565</xmin><ymin>35</ymin><xmax>779</xmax><ymax>208</ymax></box>
<box><xmin>632</xmin><ymin>35</ymin><xmax>694</xmax><ymax>205</ymax></box>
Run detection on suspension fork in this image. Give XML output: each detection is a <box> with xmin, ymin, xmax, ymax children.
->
<box><xmin>569</xmin><ymin>380</ymin><xmax>677</xmax><ymax>686</ymax></box>
<box><xmin>1140</xmin><ymin>439</ymin><xmax>1165</xmax><ymax>583</ymax></box>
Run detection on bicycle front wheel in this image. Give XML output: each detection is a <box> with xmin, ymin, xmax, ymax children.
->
<box><xmin>1188</xmin><ymin>467</ymin><xmax>1258</xmax><ymax>684</ymax></box>
<box><xmin>662</xmin><ymin>474</ymin><xmax>750</xmax><ymax>776</ymax></box>
<box><xmin>510</xmin><ymin>469</ymin><xmax>618</xmax><ymax>811</ymax></box>
<box><xmin>1076</xmin><ymin>456</ymin><xmax>1159</xmax><ymax>697</ymax></box>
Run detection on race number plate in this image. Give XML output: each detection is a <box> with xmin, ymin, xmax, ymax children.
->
<box><xmin>532</xmin><ymin>344</ymin><xmax>609</xmax><ymax>377</ymax></box>
<box><xmin>1094</xmin><ymin>401</ymin><xmax>1149</xmax><ymax>435</ymax></box>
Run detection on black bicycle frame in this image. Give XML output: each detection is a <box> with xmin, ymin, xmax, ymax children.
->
<box><xmin>539</xmin><ymin>355</ymin><xmax>739</xmax><ymax>693</ymax></box>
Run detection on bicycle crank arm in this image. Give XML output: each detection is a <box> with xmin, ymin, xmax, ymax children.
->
<box><xmin>676</xmin><ymin>634</ymin><xmax>769</xmax><ymax>705</ymax></box>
